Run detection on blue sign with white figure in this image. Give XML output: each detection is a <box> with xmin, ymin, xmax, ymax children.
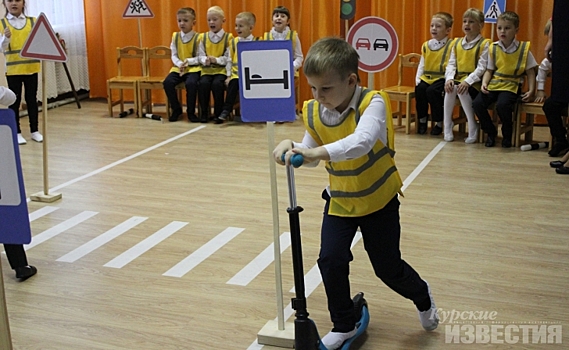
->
<box><xmin>0</xmin><ymin>109</ymin><xmax>31</xmax><ymax>244</ymax></box>
<box><xmin>238</xmin><ymin>40</ymin><xmax>296</xmax><ymax>122</ymax></box>
<box><xmin>484</xmin><ymin>0</ymin><xmax>506</xmax><ymax>24</ymax></box>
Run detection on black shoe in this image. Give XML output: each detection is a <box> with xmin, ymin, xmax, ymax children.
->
<box><xmin>418</xmin><ymin>122</ymin><xmax>428</xmax><ymax>134</ymax></box>
<box><xmin>15</xmin><ymin>265</ymin><xmax>37</xmax><ymax>281</ymax></box>
<box><xmin>188</xmin><ymin>114</ymin><xmax>199</xmax><ymax>123</ymax></box>
<box><xmin>430</xmin><ymin>125</ymin><xmax>443</xmax><ymax>135</ymax></box>
<box><xmin>501</xmin><ymin>139</ymin><xmax>512</xmax><ymax>148</ymax></box>
<box><xmin>485</xmin><ymin>134</ymin><xmax>496</xmax><ymax>147</ymax></box>
<box><xmin>214</xmin><ymin>111</ymin><xmax>229</xmax><ymax>124</ymax></box>
<box><xmin>200</xmin><ymin>116</ymin><xmax>208</xmax><ymax>123</ymax></box>
<box><xmin>168</xmin><ymin>112</ymin><xmax>181</xmax><ymax>122</ymax></box>
<box><xmin>556</xmin><ymin>166</ymin><xmax>569</xmax><ymax>174</ymax></box>
<box><xmin>548</xmin><ymin>141</ymin><xmax>569</xmax><ymax>157</ymax></box>
<box><xmin>550</xmin><ymin>160</ymin><xmax>567</xmax><ymax>168</ymax></box>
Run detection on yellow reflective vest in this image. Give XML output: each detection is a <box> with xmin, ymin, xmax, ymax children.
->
<box><xmin>169</xmin><ymin>32</ymin><xmax>200</xmax><ymax>74</ymax></box>
<box><xmin>1</xmin><ymin>17</ymin><xmax>40</xmax><ymax>75</ymax></box>
<box><xmin>420</xmin><ymin>39</ymin><xmax>454</xmax><ymax>85</ymax></box>
<box><xmin>488</xmin><ymin>41</ymin><xmax>530</xmax><ymax>93</ymax></box>
<box><xmin>303</xmin><ymin>89</ymin><xmax>403</xmax><ymax>217</ymax></box>
<box><xmin>201</xmin><ymin>32</ymin><xmax>232</xmax><ymax>76</ymax></box>
<box><xmin>453</xmin><ymin>38</ymin><xmax>490</xmax><ymax>90</ymax></box>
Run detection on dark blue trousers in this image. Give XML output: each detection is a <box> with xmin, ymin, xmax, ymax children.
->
<box><xmin>163</xmin><ymin>71</ymin><xmax>200</xmax><ymax>118</ymax></box>
<box><xmin>318</xmin><ymin>191</ymin><xmax>429</xmax><ymax>332</ymax></box>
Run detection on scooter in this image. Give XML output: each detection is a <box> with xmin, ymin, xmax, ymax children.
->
<box><xmin>282</xmin><ymin>153</ymin><xmax>370</xmax><ymax>350</ymax></box>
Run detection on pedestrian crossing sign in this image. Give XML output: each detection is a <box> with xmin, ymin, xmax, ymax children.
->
<box><xmin>484</xmin><ymin>0</ymin><xmax>506</xmax><ymax>24</ymax></box>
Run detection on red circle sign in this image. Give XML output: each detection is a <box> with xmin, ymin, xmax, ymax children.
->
<box><xmin>347</xmin><ymin>16</ymin><xmax>399</xmax><ymax>73</ymax></box>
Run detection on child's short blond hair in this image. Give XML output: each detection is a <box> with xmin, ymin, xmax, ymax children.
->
<box><xmin>544</xmin><ymin>19</ymin><xmax>552</xmax><ymax>36</ymax></box>
<box><xmin>433</xmin><ymin>12</ymin><xmax>453</xmax><ymax>28</ymax></box>
<box><xmin>236</xmin><ymin>12</ymin><xmax>256</xmax><ymax>26</ymax></box>
<box><xmin>207</xmin><ymin>6</ymin><xmax>225</xmax><ymax>18</ymax></box>
<box><xmin>463</xmin><ymin>8</ymin><xmax>484</xmax><ymax>25</ymax></box>
<box><xmin>304</xmin><ymin>37</ymin><xmax>359</xmax><ymax>81</ymax></box>
<box><xmin>177</xmin><ymin>7</ymin><xmax>195</xmax><ymax>19</ymax></box>
<box><xmin>498</xmin><ymin>11</ymin><xmax>519</xmax><ymax>28</ymax></box>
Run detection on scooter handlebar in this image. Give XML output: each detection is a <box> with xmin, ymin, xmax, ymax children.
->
<box><xmin>281</xmin><ymin>153</ymin><xmax>304</xmax><ymax>168</ymax></box>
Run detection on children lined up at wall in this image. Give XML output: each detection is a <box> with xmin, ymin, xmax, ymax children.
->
<box><xmin>0</xmin><ymin>0</ymin><xmax>42</xmax><ymax>145</ymax></box>
<box><xmin>164</xmin><ymin>5</ymin><xmax>303</xmax><ymax>124</ymax></box>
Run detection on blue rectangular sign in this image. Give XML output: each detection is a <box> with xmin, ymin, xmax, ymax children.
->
<box><xmin>237</xmin><ymin>40</ymin><xmax>296</xmax><ymax>122</ymax></box>
<box><xmin>0</xmin><ymin>109</ymin><xmax>32</xmax><ymax>244</ymax></box>
<box><xmin>484</xmin><ymin>0</ymin><xmax>506</xmax><ymax>24</ymax></box>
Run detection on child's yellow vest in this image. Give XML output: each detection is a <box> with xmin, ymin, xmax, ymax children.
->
<box><xmin>420</xmin><ymin>39</ymin><xmax>454</xmax><ymax>85</ymax></box>
<box><xmin>201</xmin><ymin>32</ymin><xmax>232</xmax><ymax>76</ymax></box>
<box><xmin>488</xmin><ymin>41</ymin><xmax>530</xmax><ymax>93</ymax></box>
<box><xmin>454</xmin><ymin>38</ymin><xmax>490</xmax><ymax>90</ymax></box>
<box><xmin>1</xmin><ymin>17</ymin><xmax>40</xmax><ymax>75</ymax></box>
<box><xmin>169</xmin><ymin>32</ymin><xmax>200</xmax><ymax>74</ymax></box>
<box><xmin>303</xmin><ymin>89</ymin><xmax>403</xmax><ymax>217</ymax></box>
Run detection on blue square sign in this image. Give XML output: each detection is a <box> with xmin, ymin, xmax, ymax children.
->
<box><xmin>0</xmin><ymin>109</ymin><xmax>32</xmax><ymax>244</ymax></box>
<box><xmin>237</xmin><ymin>40</ymin><xmax>296</xmax><ymax>122</ymax></box>
<box><xmin>484</xmin><ymin>0</ymin><xmax>506</xmax><ymax>24</ymax></box>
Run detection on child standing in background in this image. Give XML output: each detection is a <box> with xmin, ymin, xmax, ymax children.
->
<box><xmin>0</xmin><ymin>0</ymin><xmax>41</xmax><ymax>145</ymax></box>
<box><xmin>472</xmin><ymin>11</ymin><xmax>537</xmax><ymax>148</ymax></box>
<box><xmin>443</xmin><ymin>8</ymin><xmax>489</xmax><ymax>143</ymax></box>
<box><xmin>197</xmin><ymin>5</ymin><xmax>233</xmax><ymax>123</ymax></box>
<box><xmin>264</xmin><ymin>6</ymin><xmax>303</xmax><ymax>117</ymax></box>
<box><xmin>263</xmin><ymin>6</ymin><xmax>303</xmax><ymax>78</ymax></box>
<box><xmin>534</xmin><ymin>20</ymin><xmax>552</xmax><ymax>104</ymax></box>
<box><xmin>214</xmin><ymin>11</ymin><xmax>257</xmax><ymax>124</ymax></box>
<box><xmin>163</xmin><ymin>7</ymin><xmax>201</xmax><ymax>123</ymax></box>
<box><xmin>415</xmin><ymin>12</ymin><xmax>454</xmax><ymax>136</ymax></box>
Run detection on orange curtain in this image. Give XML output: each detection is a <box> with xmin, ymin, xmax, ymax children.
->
<box><xmin>84</xmin><ymin>0</ymin><xmax>553</xmax><ymax>106</ymax></box>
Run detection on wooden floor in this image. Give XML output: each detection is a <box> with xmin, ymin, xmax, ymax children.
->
<box><xmin>2</xmin><ymin>99</ymin><xmax>569</xmax><ymax>349</ymax></box>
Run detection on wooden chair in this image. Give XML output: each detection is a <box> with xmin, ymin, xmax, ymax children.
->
<box><xmin>382</xmin><ymin>53</ymin><xmax>421</xmax><ymax>134</ymax></box>
<box><xmin>515</xmin><ymin>101</ymin><xmax>568</xmax><ymax>148</ymax></box>
<box><xmin>107</xmin><ymin>46</ymin><xmax>146</xmax><ymax>118</ymax></box>
<box><xmin>138</xmin><ymin>46</ymin><xmax>171</xmax><ymax>118</ymax></box>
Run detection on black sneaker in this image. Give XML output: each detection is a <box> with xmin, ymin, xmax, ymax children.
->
<box><xmin>168</xmin><ymin>112</ymin><xmax>181</xmax><ymax>122</ymax></box>
<box><xmin>430</xmin><ymin>125</ymin><xmax>443</xmax><ymax>135</ymax></box>
<box><xmin>15</xmin><ymin>265</ymin><xmax>37</xmax><ymax>281</ymax></box>
<box><xmin>418</xmin><ymin>122</ymin><xmax>428</xmax><ymax>134</ymax></box>
<box><xmin>485</xmin><ymin>134</ymin><xmax>496</xmax><ymax>147</ymax></box>
<box><xmin>188</xmin><ymin>114</ymin><xmax>199</xmax><ymax>123</ymax></box>
<box><xmin>548</xmin><ymin>141</ymin><xmax>569</xmax><ymax>157</ymax></box>
<box><xmin>502</xmin><ymin>139</ymin><xmax>512</xmax><ymax>148</ymax></box>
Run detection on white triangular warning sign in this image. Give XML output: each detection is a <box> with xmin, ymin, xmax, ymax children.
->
<box><xmin>20</xmin><ymin>13</ymin><xmax>67</xmax><ymax>62</ymax></box>
<box><xmin>123</xmin><ymin>0</ymin><xmax>154</xmax><ymax>18</ymax></box>
<box><xmin>485</xmin><ymin>0</ymin><xmax>502</xmax><ymax>19</ymax></box>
